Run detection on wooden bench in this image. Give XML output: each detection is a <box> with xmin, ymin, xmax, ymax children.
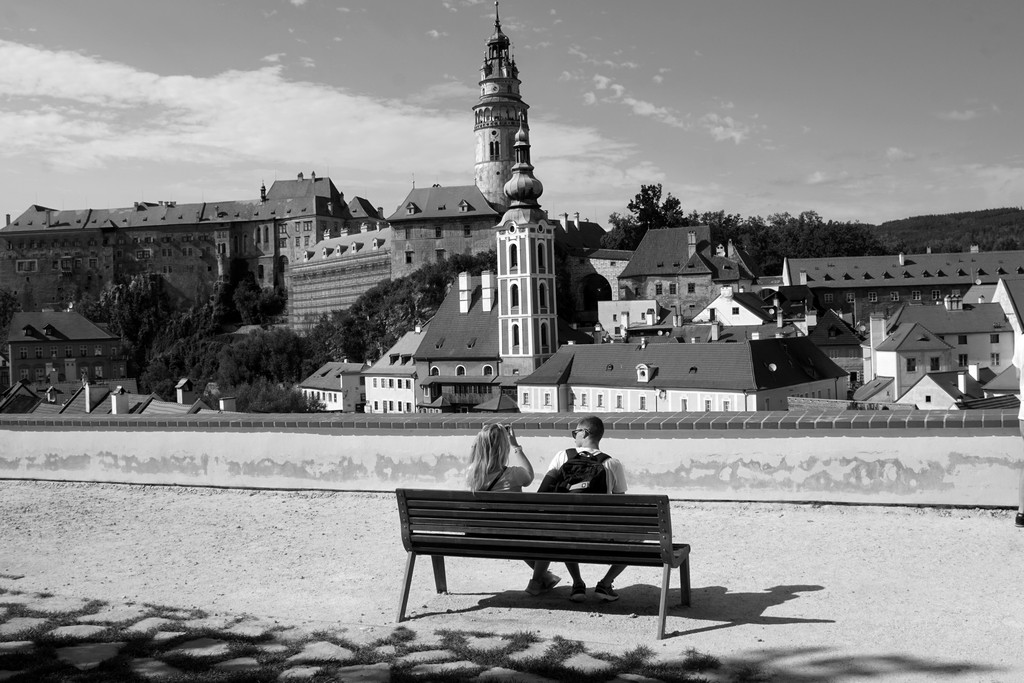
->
<box><xmin>395</xmin><ymin>488</ymin><xmax>691</xmax><ymax>639</ymax></box>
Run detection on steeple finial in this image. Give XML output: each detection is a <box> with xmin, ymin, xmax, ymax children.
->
<box><xmin>494</xmin><ymin>1</ymin><xmax>500</xmax><ymax>30</ymax></box>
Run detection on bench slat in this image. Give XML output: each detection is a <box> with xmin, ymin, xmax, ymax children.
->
<box><xmin>408</xmin><ymin>525</ymin><xmax>662</xmax><ymax>542</ymax></box>
<box><xmin>407</xmin><ymin>511</ymin><xmax>662</xmax><ymax>528</ymax></box>
<box><xmin>404</xmin><ymin>500</ymin><xmax>663</xmax><ymax>517</ymax></box>
<box><xmin>408</xmin><ymin>518</ymin><xmax>662</xmax><ymax>535</ymax></box>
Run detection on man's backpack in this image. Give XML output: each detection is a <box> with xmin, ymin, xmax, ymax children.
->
<box><xmin>551</xmin><ymin>448</ymin><xmax>611</xmax><ymax>493</ymax></box>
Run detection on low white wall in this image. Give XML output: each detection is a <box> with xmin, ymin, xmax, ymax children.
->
<box><xmin>1</xmin><ymin>412</ymin><xmax>1021</xmax><ymax>507</ymax></box>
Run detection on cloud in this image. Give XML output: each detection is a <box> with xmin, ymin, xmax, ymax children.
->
<box><xmin>885</xmin><ymin>147</ymin><xmax>916</xmax><ymax>162</ymax></box>
<box><xmin>652</xmin><ymin>75</ymin><xmax>663</xmax><ymax>84</ymax></box>
<box><xmin>289</xmin><ymin>0</ymin><xmax>307</xmax><ymax>6</ymax></box>
<box><xmin>407</xmin><ymin>79</ymin><xmax>477</xmax><ymax>106</ymax></box>
<box><xmin>299</xmin><ymin>57</ymin><xmax>315</xmax><ymax>69</ymax></box>
<box><xmin>700</xmin><ymin>113</ymin><xmax>753</xmax><ymax>144</ymax></box>
<box><xmin>568</xmin><ymin>45</ymin><xmax>640</xmax><ymax>70</ymax></box>
<box><xmin>936</xmin><ymin>109</ymin><xmax>979</xmax><ymax>122</ymax></box>
<box><xmin>426</xmin><ymin>30</ymin><xmax>449</xmax><ymax>39</ymax></box>
<box><xmin>589</xmin><ymin>74</ymin><xmax>689</xmax><ymax>129</ymax></box>
<box><xmin>0</xmin><ymin>39</ymin><xmax>656</xmax><ymax>221</ymax></box>
<box><xmin>582</xmin><ymin>92</ymin><xmax>596</xmax><ymax>106</ymax></box>
<box><xmin>262</xmin><ymin>53</ymin><xmax>285</xmax><ymax>64</ymax></box>
<box><xmin>557</xmin><ymin>71</ymin><xmax>577</xmax><ymax>82</ymax></box>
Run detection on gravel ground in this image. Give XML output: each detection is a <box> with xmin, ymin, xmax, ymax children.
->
<box><xmin>1</xmin><ymin>480</ymin><xmax>1022</xmax><ymax>681</ymax></box>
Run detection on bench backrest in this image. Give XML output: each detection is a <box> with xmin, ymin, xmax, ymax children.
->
<box><xmin>396</xmin><ymin>489</ymin><xmax>676</xmax><ymax>567</ymax></box>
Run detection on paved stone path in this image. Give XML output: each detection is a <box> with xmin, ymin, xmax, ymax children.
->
<box><xmin>0</xmin><ymin>586</ymin><xmax>729</xmax><ymax>682</ymax></box>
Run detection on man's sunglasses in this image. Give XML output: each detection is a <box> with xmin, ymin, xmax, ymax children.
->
<box><xmin>570</xmin><ymin>428</ymin><xmax>589</xmax><ymax>436</ymax></box>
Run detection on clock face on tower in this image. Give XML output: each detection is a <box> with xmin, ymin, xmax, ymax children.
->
<box><xmin>485</xmin><ymin>83</ymin><xmax>499</xmax><ymax>94</ymax></box>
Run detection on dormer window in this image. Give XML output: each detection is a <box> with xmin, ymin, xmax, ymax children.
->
<box><xmin>636</xmin><ymin>363</ymin><xmax>653</xmax><ymax>383</ymax></box>
<box><xmin>405</xmin><ymin>203</ymin><xmax>419</xmax><ymax>215</ymax></box>
<box><xmin>43</xmin><ymin>324</ymin><xmax>56</xmax><ymax>337</ymax></box>
<box><xmin>459</xmin><ymin>200</ymin><xmax>472</xmax><ymax>213</ymax></box>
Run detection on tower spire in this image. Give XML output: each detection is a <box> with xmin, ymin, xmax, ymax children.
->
<box><xmin>494</xmin><ymin>1</ymin><xmax>500</xmax><ymax>31</ymax></box>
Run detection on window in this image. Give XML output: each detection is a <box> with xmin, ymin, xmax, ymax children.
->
<box><xmin>580</xmin><ymin>394</ymin><xmax>588</xmax><ymax>407</ymax></box>
<box><xmin>482</xmin><ymin>365</ymin><xmax>493</xmax><ymax>376</ymax></box>
<box><xmin>303</xmin><ymin>236</ymin><xmax>310</xmax><ymax>246</ymax></box>
<box><xmin>405</xmin><ymin>251</ymin><xmax>414</xmax><ymax>264</ymax></box>
<box><xmin>906</xmin><ymin>358</ymin><xmax>917</xmax><ymax>372</ymax></box>
<box><xmin>429</xmin><ymin>366</ymin><xmax>440</xmax><ymax>376</ymax></box>
<box><xmin>489</xmin><ymin>140</ymin><xmax>500</xmax><ymax>160</ymax></box>
<box><xmin>655</xmin><ymin>284</ymin><xmax>663</xmax><ymax>295</ymax></box>
<box><xmin>509</xmin><ymin>244</ymin><xmax>518</xmax><ymax>270</ymax></box>
<box><xmin>597</xmin><ymin>394</ymin><xmax>604</xmax><ymax>408</ymax></box>
<box><xmin>681</xmin><ymin>399</ymin><xmax>688</xmax><ymax>411</ymax></box>
<box><xmin>704</xmin><ymin>400</ymin><xmax>712</xmax><ymax>411</ymax></box>
<box><xmin>669</xmin><ymin>283</ymin><xmax>677</xmax><ymax>295</ymax></box>
<box><xmin>991</xmin><ymin>353</ymin><xmax>1001</xmax><ymax>366</ymax></box>
<box><xmin>456</xmin><ymin>365</ymin><xmax>466</xmax><ymax>376</ymax></box>
<box><xmin>925</xmin><ymin>395</ymin><xmax>932</xmax><ymax>403</ymax></box>
<box><xmin>912</xmin><ymin>290</ymin><xmax>921</xmax><ymax>301</ymax></box>
<box><xmin>958</xmin><ymin>354</ymin><xmax>969</xmax><ymax>367</ymax></box>
<box><xmin>388</xmin><ymin>379</ymin><xmax>395</xmax><ymax>388</ymax></box>
<box><xmin>990</xmin><ymin>334</ymin><xmax>1000</xmax><ymax>344</ymax></box>
<box><xmin>65</xmin><ymin>346</ymin><xmax>72</xmax><ymax>358</ymax></box>
<box><xmin>951</xmin><ymin>289</ymin><xmax>961</xmax><ymax>297</ymax></box>
<box><xmin>79</xmin><ymin>345</ymin><xmax>87</xmax><ymax>357</ymax></box>
<box><xmin>372</xmin><ymin>378</ymin><xmax>377</xmax><ymax>388</ymax></box>
<box><xmin>731</xmin><ymin>307</ymin><xmax>740</xmax><ymax>315</ymax></box>
<box><xmin>930</xmin><ymin>357</ymin><xmax>940</xmax><ymax>371</ymax></box>
<box><xmin>932</xmin><ymin>289</ymin><xmax>941</xmax><ymax>300</ymax></box>
<box><xmin>823</xmin><ymin>293</ymin><xmax>834</xmax><ymax>304</ymax></box>
<box><xmin>435</xmin><ymin>249</ymin><xmax>445</xmax><ymax>261</ymax></box>
<box><xmin>723</xmin><ymin>401</ymin><xmax>730</xmax><ymax>411</ymax></box>
<box><xmin>94</xmin><ymin>346</ymin><xmax>102</xmax><ymax>356</ymax></box>
<box><xmin>868</xmin><ymin>292</ymin><xmax>878</xmax><ymax>303</ymax></box>
<box><xmin>846</xmin><ymin>292</ymin><xmax>855</xmax><ymax>303</ymax></box>
<box><xmin>34</xmin><ymin>346</ymin><xmax>42</xmax><ymax>359</ymax></box>
<box><xmin>522</xmin><ymin>393</ymin><xmax>529</xmax><ymax>406</ymax></box>
<box><xmin>434</xmin><ymin>227</ymin><xmax>442</xmax><ymax>239</ymax></box>
<box><xmin>94</xmin><ymin>364</ymin><xmax>103</xmax><ymax>379</ymax></box>
<box><xmin>639</xmin><ymin>396</ymin><xmax>646</xmax><ymax>410</ymax></box>
<box><xmin>957</xmin><ymin>335</ymin><xmax>967</xmax><ymax>345</ymax></box>
<box><xmin>50</xmin><ymin>347</ymin><xmax>57</xmax><ymax>358</ymax></box>
<box><xmin>463</xmin><ymin>225</ymin><xmax>472</xmax><ymax>237</ymax></box>
<box><xmin>510</xmin><ymin>283</ymin><xmax>520</xmax><ymax>309</ymax></box>
<box><xmin>616</xmin><ymin>395</ymin><xmax>623</xmax><ymax>409</ymax></box>
<box><xmin>544</xmin><ymin>393</ymin><xmax>551</xmax><ymax>407</ymax></box>
<box><xmin>18</xmin><ymin>348</ymin><xmax>26</xmax><ymax>359</ymax></box>
<box><xmin>890</xmin><ymin>291</ymin><xmax>900</xmax><ymax>302</ymax></box>
<box><xmin>687</xmin><ymin>283</ymin><xmax>695</xmax><ymax>294</ymax></box>
<box><xmin>294</xmin><ymin>237</ymin><xmax>301</xmax><ymax>247</ymax></box>
<box><xmin>373</xmin><ymin>401</ymin><xmax>379</xmax><ymax>412</ymax></box>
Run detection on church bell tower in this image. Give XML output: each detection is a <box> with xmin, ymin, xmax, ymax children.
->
<box><xmin>474</xmin><ymin>2</ymin><xmax>529</xmax><ymax>212</ymax></box>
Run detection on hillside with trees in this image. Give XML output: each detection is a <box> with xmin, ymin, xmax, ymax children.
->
<box><xmin>874</xmin><ymin>207</ymin><xmax>1024</xmax><ymax>254</ymax></box>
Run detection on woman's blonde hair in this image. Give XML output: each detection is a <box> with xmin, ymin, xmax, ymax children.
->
<box><xmin>466</xmin><ymin>423</ymin><xmax>510</xmax><ymax>490</ymax></box>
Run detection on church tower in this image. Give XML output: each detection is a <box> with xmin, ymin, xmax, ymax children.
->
<box><xmin>474</xmin><ymin>2</ymin><xmax>529</xmax><ymax>212</ymax></box>
<box><xmin>495</xmin><ymin>123</ymin><xmax>557</xmax><ymax>376</ymax></box>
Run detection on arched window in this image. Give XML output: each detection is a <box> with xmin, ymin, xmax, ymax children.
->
<box><xmin>482</xmin><ymin>365</ymin><xmax>493</xmax><ymax>376</ymax></box>
<box><xmin>537</xmin><ymin>243</ymin><xmax>545</xmax><ymax>272</ymax></box>
<box><xmin>538</xmin><ymin>282</ymin><xmax>548</xmax><ymax>312</ymax></box>
<box><xmin>512</xmin><ymin>324</ymin><xmax>520</xmax><ymax>350</ymax></box>
<box><xmin>429</xmin><ymin>366</ymin><xmax>440</xmax><ymax>376</ymax></box>
<box><xmin>509</xmin><ymin>243</ymin><xmax>518</xmax><ymax>271</ymax></box>
<box><xmin>278</xmin><ymin>255</ymin><xmax>288</xmax><ymax>273</ymax></box>
<box><xmin>510</xmin><ymin>283</ymin><xmax>520</xmax><ymax>309</ymax></box>
<box><xmin>540</xmin><ymin>322</ymin><xmax>549</xmax><ymax>351</ymax></box>
<box><xmin>456</xmin><ymin>365</ymin><xmax>466</xmax><ymax>376</ymax></box>
<box><xmin>257</xmin><ymin>265</ymin><xmax>265</xmax><ymax>280</ymax></box>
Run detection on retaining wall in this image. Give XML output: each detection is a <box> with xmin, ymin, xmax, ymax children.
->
<box><xmin>1</xmin><ymin>411</ymin><xmax>1021</xmax><ymax>507</ymax></box>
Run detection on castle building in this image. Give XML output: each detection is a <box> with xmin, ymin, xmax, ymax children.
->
<box><xmin>0</xmin><ymin>174</ymin><xmax>382</xmax><ymax>311</ymax></box>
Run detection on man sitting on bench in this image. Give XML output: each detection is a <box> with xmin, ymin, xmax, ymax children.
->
<box><xmin>535</xmin><ymin>415</ymin><xmax>629</xmax><ymax>602</ymax></box>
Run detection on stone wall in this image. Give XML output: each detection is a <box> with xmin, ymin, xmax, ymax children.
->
<box><xmin>1</xmin><ymin>411</ymin><xmax>1020</xmax><ymax>507</ymax></box>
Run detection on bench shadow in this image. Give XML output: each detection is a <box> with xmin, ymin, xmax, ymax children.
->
<box><xmin>412</xmin><ymin>583</ymin><xmax>833</xmax><ymax>639</ymax></box>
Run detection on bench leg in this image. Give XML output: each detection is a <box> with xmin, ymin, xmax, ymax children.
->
<box><xmin>430</xmin><ymin>555</ymin><xmax>448</xmax><ymax>594</ymax></box>
<box><xmin>679</xmin><ymin>556</ymin><xmax>691</xmax><ymax>607</ymax></box>
<box><xmin>657</xmin><ymin>564</ymin><xmax>671</xmax><ymax>640</ymax></box>
<box><xmin>396</xmin><ymin>551</ymin><xmax>416</xmax><ymax>623</ymax></box>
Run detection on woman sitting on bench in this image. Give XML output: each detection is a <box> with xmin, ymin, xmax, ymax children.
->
<box><xmin>465</xmin><ymin>424</ymin><xmax>561</xmax><ymax>595</ymax></box>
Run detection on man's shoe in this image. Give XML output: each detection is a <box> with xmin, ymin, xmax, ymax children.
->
<box><xmin>1015</xmin><ymin>512</ymin><xmax>1024</xmax><ymax>528</ymax></box>
<box><xmin>525</xmin><ymin>579</ymin><xmax>545</xmax><ymax>596</ymax></box>
<box><xmin>570</xmin><ymin>583</ymin><xmax>587</xmax><ymax>602</ymax></box>
<box><xmin>594</xmin><ymin>584</ymin><xmax>620</xmax><ymax>602</ymax></box>
<box><xmin>542</xmin><ymin>572</ymin><xmax>562</xmax><ymax>591</ymax></box>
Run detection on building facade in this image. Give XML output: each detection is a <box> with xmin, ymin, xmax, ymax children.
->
<box><xmin>6</xmin><ymin>311</ymin><xmax>125</xmax><ymax>387</ymax></box>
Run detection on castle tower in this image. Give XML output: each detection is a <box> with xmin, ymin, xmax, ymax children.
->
<box><xmin>495</xmin><ymin>123</ymin><xmax>557</xmax><ymax>376</ymax></box>
<box><xmin>473</xmin><ymin>2</ymin><xmax>528</xmax><ymax>212</ymax></box>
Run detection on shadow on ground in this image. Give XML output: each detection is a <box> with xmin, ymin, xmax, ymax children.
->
<box><xmin>713</xmin><ymin>646</ymin><xmax>1001</xmax><ymax>682</ymax></box>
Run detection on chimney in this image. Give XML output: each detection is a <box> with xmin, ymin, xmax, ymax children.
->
<box><xmin>721</xmin><ymin>285</ymin><xmax>734</xmax><ymax>299</ymax></box>
<box><xmin>750</xmin><ymin>331</ymin><xmax>760</xmax><ymax>340</ymax></box>
<box><xmin>690</xmin><ymin>337</ymin><xmax>698</xmax><ymax>344</ymax></box>
<box><xmin>458</xmin><ymin>271</ymin><xmax>471</xmax><ymax>314</ymax></box>
<box><xmin>799</xmin><ymin>270</ymin><xmax>808</xmax><ymax>285</ymax></box>
<box><xmin>5</xmin><ymin>214</ymin><xmax>9</xmax><ymax>227</ymax></box>
<box><xmin>869</xmin><ymin>313</ymin><xmax>886</xmax><ymax>350</ymax></box>
<box><xmin>561</xmin><ymin>213</ymin><xmax>569</xmax><ymax>229</ymax></box>
<box><xmin>260</xmin><ymin>182</ymin><xmax>267</xmax><ymax>203</ymax></box>
<box><xmin>805</xmin><ymin>307</ymin><xmax>818</xmax><ymax>329</ymax></box>
<box><xmin>415</xmin><ymin>323</ymin><xmax>422</xmax><ymax>334</ymax></box>
<box><xmin>219</xmin><ymin>397</ymin><xmax>237</xmax><ymax>412</ymax></box>
<box><xmin>957</xmin><ymin>372</ymin><xmax>967</xmax><ymax>395</ymax></box>
<box><xmin>926</xmin><ymin>246</ymin><xmax>932</xmax><ymax>254</ymax></box>
<box><xmin>968</xmin><ymin>363</ymin><xmax>979</xmax><ymax>381</ymax></box>
<box><xmin>84</xmin><ymin>380</ymin><xmax>93</xmax><ymax>414</ymax></box>
<box><xmin>899</xmin><ymin>253</ymin><xmax>905</xmax><ymax>266</ymax></box>
<box><xmin>727</xmin><ymin>239</ymin><xmax>736</xmax><ymax>259</ymax></box>
<box><xmin>978</xmin><ymin>295</ymin><xmax>986</xmax><ymax>303</ymax></box>
<box><xmin>687</xmin><ymin>231</ymin><xmax>697</xmax><ymax>259</ymax></box>
<box><xmin>297</xmin><ymin>172</ymin><xmax>304</xmax><ymax>180</ymax></box>
<box><xmin>592</xmin><ymin>323</ymin><xmax>603</xmax><ymax>344</ymax></box>
<box><xmin>672</xmin><ymin>305</ymin><xmax>682</xmax><ymax>327</ymax></box>
<box><xmin>481</xmin><ymin>270</ymin><xmax>494</xmax><ymax>312</ymax></box>
<box><xmin>574</xmin><ymin>212</ymin><xmax>580</xmax><ymax>228</ymax></box>
<box><xmin>311</xmin><ymin>171</ymin><xmax>316</xmax><ymax>180</ymax></box>
<box><xmin>970</xmin><ymin>244</ymin><xmax>980</xmax><ymax>253</ymax></box>
<box><xmin>111</xmin><ymin>388</ymin><xmax>129</xmax><ymax>415</ymax></box>
<box><xmin>639</xmin><ymin>336</ymin><xmax>648</xmax><ymax>349</ymax></box>
<box><xmin>711</xmin><ymin>322</ymin><xmax>720</xmax><ymax>341</ymax></box>
<box><xmin>176</xmin><ymin>379</ymin><xmax>196</xmax><ymax>405</ymax></box>
<box><xmin>777</xmin><ymin>304</ymin><xmax>784</xmax><ymax>329</ymax></box>
<box><xmin>645</xmin><ymin>308</ymin><xmax>654</xmax><ymax>326</ymax></box>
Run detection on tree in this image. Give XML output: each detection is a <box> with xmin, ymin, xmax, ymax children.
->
<box><xmin>233</xmin><ymin>377</ymin><xmax>323</xmax><ymax>413</ymax></box>
<box><xmin>601</xmin><ymin>183</ymin><xmax>686</xmax><ymax>251</ymax></box>
<box><xmin>88</xmin><ymin>274</ymin><xmax>176</xmax><ymax>377</ymax></box>
<box><xmin>0</xmin><ymin>288</ymin><xmax>19</xmax><ymax>344</ymax></box>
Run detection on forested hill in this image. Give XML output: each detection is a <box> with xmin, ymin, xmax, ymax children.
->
<box><xmin>875</xmin><ymin>207</ymin><xmax>1024</xmax><ymax>254</ymax></box>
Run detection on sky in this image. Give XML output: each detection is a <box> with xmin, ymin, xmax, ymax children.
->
<box><xmin>1</xmin><ymin>0</ymin><xmax>1022</xmax><ymax>227</ymax></box>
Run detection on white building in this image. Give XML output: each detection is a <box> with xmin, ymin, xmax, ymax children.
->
<box><xmin>364</xmin><ymin>325</ymin><xmax>428</xmax><ymax>414</ymax></box>
<box><xmin>297</xmin><ymin>361</ymin><xmax>367</xmax><ymax>412</ymax></box>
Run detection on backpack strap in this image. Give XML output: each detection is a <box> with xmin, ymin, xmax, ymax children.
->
<box><xmin>484</xmin><ymin>466</ymin><xmax>507</xmax><ymax>492</ymax></box>
<box><xmin>564</xmin><ymin>448</ymin><xmax>579</xmax><ymax>460</ymax></box>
